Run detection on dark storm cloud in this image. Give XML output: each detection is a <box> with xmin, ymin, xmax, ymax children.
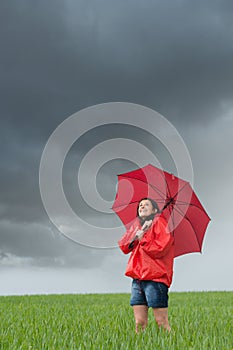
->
<box><xmin>1</xmin><ymin>0</ymin><xmax>233</xmax><ymax>134</ymax></box>
<box><xmin>1</xmin><ymin>0</ymin><xmax>232</xmax><ymax>266</ymax></box>
<box><xmin>0</xmin><ymin>219</ymin><xmax>108</xmax><ymax>268</ymax></box>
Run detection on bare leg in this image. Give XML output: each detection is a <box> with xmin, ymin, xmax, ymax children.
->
<box><xmin>152</xmin><ymin>308</ymin><xmax>171</xmax><ymax>331</ymax></box>
<box><xmin>133</xmin><ymin>305</ymin><xmax>148</xmax><ymax>333</ymax></box>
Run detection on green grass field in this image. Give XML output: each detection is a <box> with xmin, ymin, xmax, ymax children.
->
<box><xmin>0</xmin><ymin>292</ymin><xmax>232</xmax><ymax>349</ymax></box>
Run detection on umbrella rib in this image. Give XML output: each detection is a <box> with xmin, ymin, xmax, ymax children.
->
<box><xmin>166</xmin><ymin>204</ymin><xmax>176</xmax><ymax>237</ymax></box>
<box><xmin>170</xmin><ymin>181</ymin><xmax>209</xmax><ymax>213</ymax></box>
<box><xmin>163</xmin><ymin>175</ymin><xmax>173</xmax><ymax>202</ymax></box>
<box><xmin>172</xmin><ymin>182</ymin><xmax>204</xmax><ymax>210</ymax></box>
<box><xmin>170</xmin><ymin>206</ymin><xmax>202</xmax><ymax>251</ymax></box>
<box><xmin>149</xmin><ymin>182</ymin><xmax>171</xmax><ymax>201</ymax></box>
<box><xmin>120</xmin><ymin>175</ymin><xmax>167</xmax><ymax>201</ymax></box>
<box><xmin>173</xmin><ymin>201</ymin><xmax>209</xmax><ymax>213</ymax></box>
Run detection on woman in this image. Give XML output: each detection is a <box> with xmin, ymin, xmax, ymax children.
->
<box><xmin>118</xmin><ymin>198</ymin><xmax>174</xmax><ymax>333</ymax></box>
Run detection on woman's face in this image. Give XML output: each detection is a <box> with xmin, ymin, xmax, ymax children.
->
<box><xmin>138</xmin><ymin>199</ymin><xmax>156</xmax><ymax>219</ymax></box>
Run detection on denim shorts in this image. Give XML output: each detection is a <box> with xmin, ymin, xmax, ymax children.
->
<box><xmin>130</xmin><ymin>279</ymin><xmax>169</xmax><ymax>308</ymax></box>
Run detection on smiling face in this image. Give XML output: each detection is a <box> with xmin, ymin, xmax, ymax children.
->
<box><xmin>138</xmin><ymin>199</ymin><xmax>157</xmax><ymax>219</ymax></box>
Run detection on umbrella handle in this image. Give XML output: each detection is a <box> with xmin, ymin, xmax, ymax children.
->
<box><xmin>128</xmin><ymin>226</ymin><xmax>148</xmax><ymax>249</ymax></box>
<box><xmin>142</xmin><ymin>225</ymin><xmax>148</xmax><ymax>231</ymax></box>
<box><xmin>128</xmin><ymin>230</ymin><xmax>142</xmax><ymax>249</ymax></box>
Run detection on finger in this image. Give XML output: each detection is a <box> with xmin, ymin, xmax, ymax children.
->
<box><xmin>142</xmin><ymin>223</ymin><xmax>149</xmax><ymax>231</ymax></box>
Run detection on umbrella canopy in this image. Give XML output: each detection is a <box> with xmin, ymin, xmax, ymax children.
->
<box><xmin>112</xmin><ymin>164</ymin><xmax>211</xmax><ymax>257</ymax></box>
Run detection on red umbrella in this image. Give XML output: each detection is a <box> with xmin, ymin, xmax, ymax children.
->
<box><xmin>112</xmin><ymin>164</ymin><xmax>211</xmax><ymax>257</ymax></box>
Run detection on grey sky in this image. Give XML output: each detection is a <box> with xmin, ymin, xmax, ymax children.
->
<box><xmin>1</xmin><ymin>0</ymin><xmax>232</xmax><ymax>294</ymax></box>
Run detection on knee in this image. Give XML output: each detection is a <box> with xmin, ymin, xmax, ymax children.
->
<box><xmin>155</xmin><ymin>315</ymin><xmax>166</xmax><ymax>327</ymax></box>
<box><xmin>136</xmin><ymin>317</ymin><xmax>148</xmax><ymax>330</ymax></box>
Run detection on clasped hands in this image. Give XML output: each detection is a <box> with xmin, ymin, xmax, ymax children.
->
<box><xmin>135</xmin><ymin>220</ymin><xmax>153</xmax><ymax>240</ymax></box>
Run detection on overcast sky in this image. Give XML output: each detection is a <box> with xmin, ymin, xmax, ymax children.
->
<box><xmin>1</xmin><ymin>0</ymin><xmax>233</xmax><ymax>295</ymax></box>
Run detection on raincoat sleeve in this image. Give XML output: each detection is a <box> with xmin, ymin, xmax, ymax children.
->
<box><xmin>118</xmin><ymin>221</ymin><xmax>140</xmax><ymax>254</ymax></box>
<box><xmin>140</xmin><ymin>218</ymin><xmax>174</xmax><ymax>258</ymax></box>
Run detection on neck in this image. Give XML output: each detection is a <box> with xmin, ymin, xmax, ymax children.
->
<box><xmin>138</xmin><ymin>213</ymin><xmax>156</xmax><ymax>226</ymax></box>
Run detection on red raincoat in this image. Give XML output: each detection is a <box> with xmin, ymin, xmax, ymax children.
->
<box><xmin>118</xmin><ymin>215</ymin><xmax>175</xmax><ymax>287</ymax></box>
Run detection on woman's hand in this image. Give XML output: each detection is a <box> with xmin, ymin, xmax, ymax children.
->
<box><xmin>141</xmin><ymin>220</ymin><xmax>153</xmax><ymax>231</ymax></box>
<box><xmin>135</xmin><ymin>230</ymin><xmax>144</xmax><ymax>240</ymax></box>
<box><xmin>135</xmin><ymin>220</ymin><xmax>153</xmax><ymax>241</ymax></box>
